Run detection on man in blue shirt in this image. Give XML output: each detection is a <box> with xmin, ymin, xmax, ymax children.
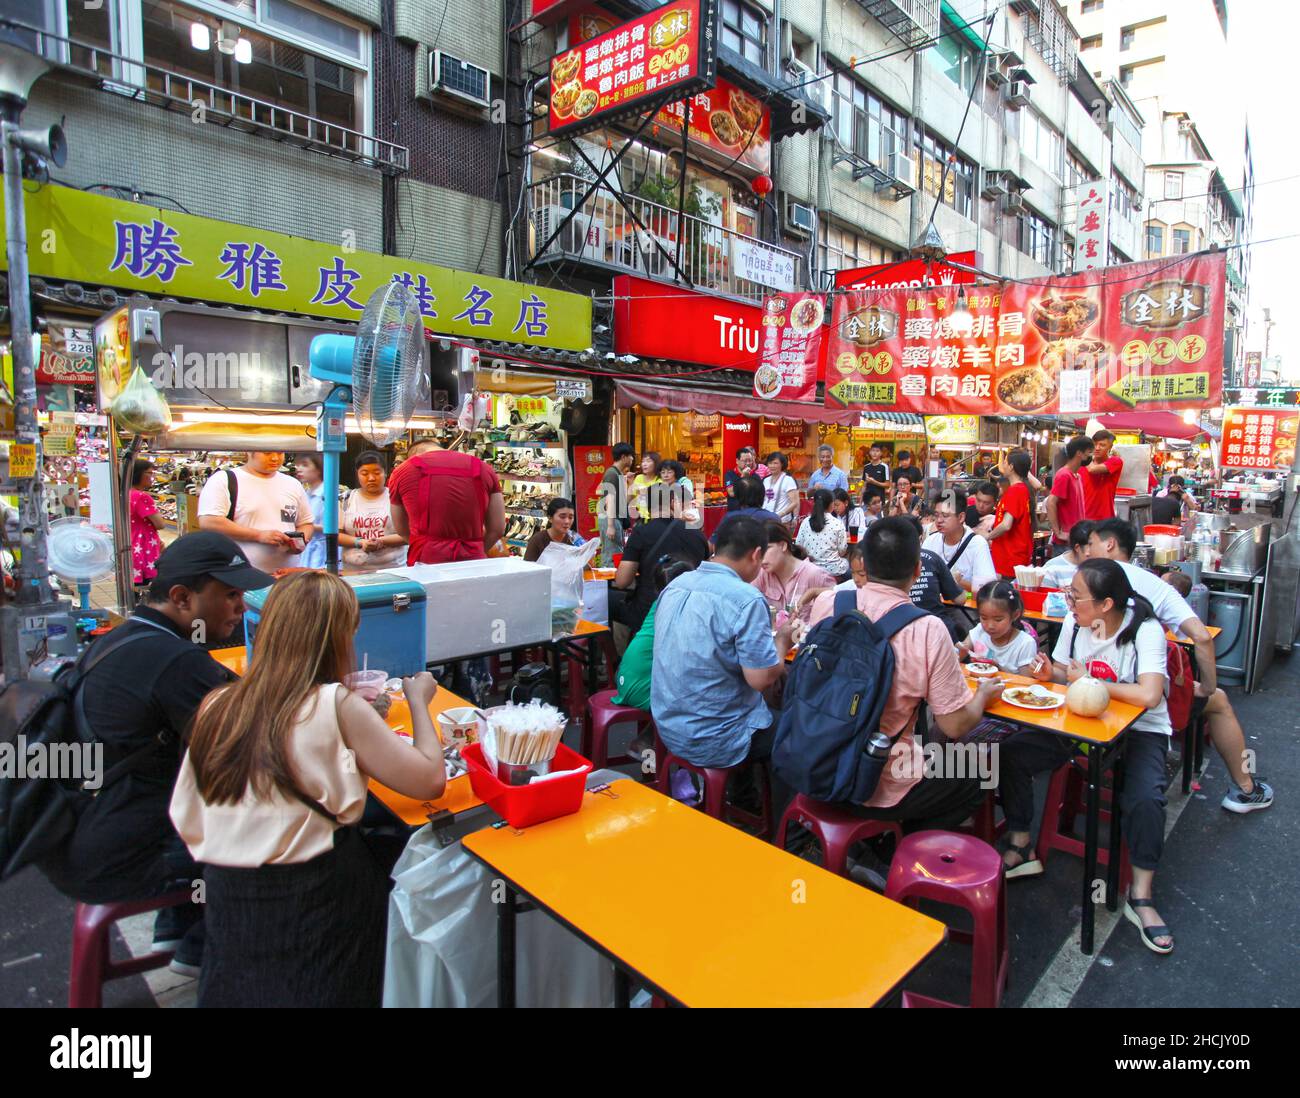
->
<box><xmin>807</xmin><ymin>444</ymin><xmax>849</xmax><ymax>494</ymax></box>
<box><xmin>652</xmin><ymin>516</ymin><xmax>794</xmax><ymax>772</ymax></box>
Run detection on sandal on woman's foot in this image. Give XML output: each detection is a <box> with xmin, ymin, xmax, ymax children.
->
<box><xmin>1000</xmin><ymin>840</ymin><xmax>1044</xmax><ymax>879</ymax></box>
<box><xmin>1124</xmin><ymin>897</ymin><xmax>1174</xmax><ymax>954</ymax></box>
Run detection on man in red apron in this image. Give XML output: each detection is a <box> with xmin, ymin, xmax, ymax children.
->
<box><xmin>388</xmin><ymin>440</ymin><xmax>506</xmax><ymax>564</ymax></box>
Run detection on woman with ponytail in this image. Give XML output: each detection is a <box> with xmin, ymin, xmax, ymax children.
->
<box><xmin>796</xmin><ymin>488</ymin><xmax>848</xmax><ymax>578</ymax></box>
<box><xmin>998</xmin><ymin>558</ymin><xmax>1177</xmax><ymax>954</ymax></box>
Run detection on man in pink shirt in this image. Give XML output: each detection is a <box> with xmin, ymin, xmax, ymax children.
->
<box><xmin>806</xmin><ymin>517</ymin><xmax>1006</xmax><ymax>832</ymax></box>
<box><xmin>1046</xmin><ymin>436</ymin><xmax>1094</xmax><ymax>558</ymax></box>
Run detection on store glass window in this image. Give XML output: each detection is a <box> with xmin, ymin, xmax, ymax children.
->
<box><xmin>721</xmin><ymin>0</ymin><xmax>766</xmax><ymax>67</ymax></box>
<box><xmin>140</xmin><ymin>0</ymin><xmax>367</xmax><ymax>135</ymax></box>
<box><xmin>1146</xmin><ymin>223</ymin><xmax>1164</xmax><ymax>255</ymax></box>
<box><xmin>1082</xmin><ymin>0</ymin><xmax>1103</xmax><ymax>12</ymax></box>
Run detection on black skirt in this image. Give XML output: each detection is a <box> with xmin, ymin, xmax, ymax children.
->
<box><xmin>199</xmin><ymin>826</ymin><xmax>389</xmax><ymax>1008</ymax></box>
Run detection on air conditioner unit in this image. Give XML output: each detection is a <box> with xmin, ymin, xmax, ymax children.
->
<box><xmin>1005</xmin><ymin>81</ymin><xmax>1032</xmax><ymax>110</ymax></box>
<box><xmin>891</xmin><ymin>152</ymin><xmax>918</xmax><ymax>193</ymax></box>
<box><xmin>531</xmin><ymin>205</ymin><xmax>605</xmax><ymax>262</ymax></box>
<box><xmin>982</xmin><ymin>171</ymin><xmax>1010</xmax><ymax>198</ymax></box>
<box><xmin>785</xmin><ymin>197</ymin><xmax>817</xmax><ymax>237</ymax></box>
<box><xmin>1001</xmin><ymin>192</ymin><xmax>1028</xmax><ymax>215</ymax></box>
<box><xmin>986</xmin><ymin>51</ymin><xmax>1012</xmax><ymax>86</ymax></box>
<box><xmin>429</xmin><ymin>50</ymin><xmax>491</xmax><ymax>115</ymax></box>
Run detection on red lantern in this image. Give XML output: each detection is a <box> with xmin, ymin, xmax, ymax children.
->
<box><xmin>750</xmin><ymin>173</ymin><xmax>773</xmax><ymax>196</ymax></box>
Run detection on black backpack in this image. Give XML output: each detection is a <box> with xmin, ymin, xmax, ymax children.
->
<box><xmin>772</xmin><ymin>590</ymin><xmax>926</xmax><ymax>804</ymax></box>
<box><xmin>0</xmin><ymin>627</ymin><xmax>157</xmax><ymax>881</ymax></box>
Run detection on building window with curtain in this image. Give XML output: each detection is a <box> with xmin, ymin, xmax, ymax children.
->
<box><xmin>912</xmin><ymin>128</ymin><xmax>976</xmax><ymax>219</ymax></box>
<box><xmin>721</xmin><ymin>0</ymin><xmax>767</xmax><ymax>67</ymax></box>
<box><xmin>831</xmin><ymin>69</ymin><xmax>908</xmax><ymax>175</ymax></box>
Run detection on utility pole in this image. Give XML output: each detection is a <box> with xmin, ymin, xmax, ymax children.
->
<box><xmin>0</xmin><ymin>28</ymin><xmax>71</xmax><ymax>682</ymax></box>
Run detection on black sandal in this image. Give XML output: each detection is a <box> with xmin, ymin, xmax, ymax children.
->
<box><xmin>1000</xmin><ymin>840</ymin><xmax>1043</xmax><ymax>880</ymax></box>
<box><xmin>1124</xmin><ymin>896</ymin><xmax>1174</xmax><ymax>954</ymax></box>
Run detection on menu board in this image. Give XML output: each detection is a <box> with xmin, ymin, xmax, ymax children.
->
<box><xmin>754</xmin><ymin>292</ymin><xmax>824</xmax><ymax>404</ymax></box>
<box><xmin>824</xmin><ymin>253</ymin><xmax>1225</xmax><ymax>415</ymax></box>
<box><xmin>825</xmin><ymin>285</ymin><xmax>998</xmax><ymax>414</ymax></box>
<box><xmin>548</xmin><ymin>0</ymin><xmax>717</xmax><ymax>139</ymax></box>
<box><xmin>1220</xmin><ymin>408</ymin><xmax>1299</xmax><ymax>470</ymax></box>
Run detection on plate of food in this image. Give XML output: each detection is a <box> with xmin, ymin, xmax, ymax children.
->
<box><xmin>552</xmin><ymin>50</ymin><xmax>581</xmax><ymax>86</ymax></box>
<box><xmin>997</xmin><ymin>366</ymin><xmax>1059</xmax><ymax>411</ymax></box>
<box><xmin>1001</xmin><ymin>685</ymin><xmax>1065</xmax><ymax>711</ymax></box>
<box><xmin>729</xmin><ymin>88</ymin><xmax>763</xmax><ymax>133</ymax></box>
<box><xmin>966</xmin><ymin>661</ymin><xmax>1001</xmax><ymax>678</ymax></box>
<box><xmin>1041</xmin><ymin>337</ymin><xmax>1109</xmax><ymax>376</ymax></box>
<box><xmin>551</xmin><ymin>80</ymin><xmax>582</xmax><ymax>118</ymax></box>
<box><xmin>710</xmin><ymin>110</ymin><xmax>744</xmax><ymax>147</ymax></box>
<box><xmin>754</xmin><ymin>362</ymin><xmax>782</xmax><ymax>399</ymax></box>
<box><xmin>573</xmin><ymin>88</ymin><xmax>599</xmax><ymax>119</ymax></box>
<box><xmin>1030</xmin><ymin>293</ymin><xmax>1099</xmax><ymax>339</ymax></box>
<box><xmin>790</xmin><ymin>297</ymin><xmax>825</xmax><ymax>333</ymax></box>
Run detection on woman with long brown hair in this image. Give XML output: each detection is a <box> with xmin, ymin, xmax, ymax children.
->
<box><xmin>170</xmin><ymin>570</ymin><xmax>446</xmax><ymax>1006</ymax></box>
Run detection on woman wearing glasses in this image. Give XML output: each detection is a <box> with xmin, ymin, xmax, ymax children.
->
<box><xmin>997</xmin><ymin>559</ymin><xmax>1176</xmax><ymax>954</ymax></box>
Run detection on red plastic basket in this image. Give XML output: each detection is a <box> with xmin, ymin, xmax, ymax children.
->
<box><xmin>1144</xmin><ymin>525</ymin><xmax>1181</xmax><ymax>538</ymax></box>
<box><xmin>1017</xmin><ymin>587</ymin><xmax>1059</xmax><ymax>613</ymax></box>
<box><xmin>463</xmin><ymin>741</ymin><xmax>592</xmax><ymax>829</ymax></box>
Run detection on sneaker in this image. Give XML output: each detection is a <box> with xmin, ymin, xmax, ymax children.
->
<box><xmin>847</xmin><ymin>861</ymin><xmax>888</xmax><ymax>892</ymax></box>
<box><xmin>167</xmin><ymin>920</ymin><xmax>204</xmax><ymax>979</ymax></box>
<box><xmin>1221</xmin><ymin>778</ymin><xmax>1274</xmax><ymax>814</ymax></box>
<box><xmin>670</xmin><ymin>769</ymin><xmax>699</xmax><ymax>805</ymax></box>
<box><xmin>151</xmin><ymin>901</ymin><xmax>201</xmax><ymax>953</ymax></box>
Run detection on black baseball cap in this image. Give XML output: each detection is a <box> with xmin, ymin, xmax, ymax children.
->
<box><xmin>153</xmin><ymin>531</ymin><xmax>275</xmax><ymax>591</ymax></box>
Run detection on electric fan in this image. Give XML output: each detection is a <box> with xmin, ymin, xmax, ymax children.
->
<box><xmin>47</xmin><ymin>517</ymin><xmax>116</xmax><ymax>610</ymax></box>
<box><xmin>307</xmin><ymin>281</ymin><xmax>427</xmax><ymax>573</ymax></box>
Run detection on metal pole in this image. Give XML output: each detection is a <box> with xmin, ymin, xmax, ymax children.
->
<box><xmin>0</xmin><ymin>93</ymin><xmax>65</xmax><ymax>681</ymax></box>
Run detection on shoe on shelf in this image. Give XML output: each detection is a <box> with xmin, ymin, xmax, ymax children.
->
<box><xmin>1221</xmin><ymin>778</ymin><xmax>1273</xmax><ymax>813</ymax></box>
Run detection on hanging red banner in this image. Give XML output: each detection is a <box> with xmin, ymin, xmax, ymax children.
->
<box><xmin>997</xmin><ymin>252</ymin><xmax>1225</xmax><ymax>415</ymax></box>
<box><xmin>754</xmin><ymin>292</ymin><xmax>824</xmax><ymax>404</ymax></box>
<box><xmin>573</xmin><ymin>443</ymin><xmax>613</xmax><ymax>541</ymax></box>
<box><xmin>824</xmin><ymin>285</ymin><xmax>998</xmax><ymax>414</ymax></box>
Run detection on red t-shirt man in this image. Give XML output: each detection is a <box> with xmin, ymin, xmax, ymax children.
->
<box><xmin>990</xmin><ymin>480</ymin><xmax>1033</xmax><ymax>577</ymax></box>
<box><xmin>388</xmin><ymin>449</ymin><xmax>502</xmax><ymax>564</ymax></box>
<box><xmin>1049</xmin><ymin>467</ymin><xmax>1087</xmax><ymax>549</ymax></box>
<box><xmin>1081</xmin><ymin>449</ymin><xmax>1123</xmax><ymax>517</ymax></box>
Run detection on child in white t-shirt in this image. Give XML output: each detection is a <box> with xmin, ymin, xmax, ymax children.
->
<box><xmin>959</xmin><ymin>580</ymin><xmax>1043</xmax><ymax>675</ymax></box>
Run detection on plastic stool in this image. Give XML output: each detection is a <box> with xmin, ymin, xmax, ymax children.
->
<box><xmin>1037</xmin><ymin>759</ymin><xmax>1132</xmax><ymax>898</ymax></box>
<box><xmin>583</xmin><ymin>688</ymin><xmax>655</xmax><ymax>770</ymax></box>
<box><xmin>775</xmin><ymin>794</ymin><xmax>902</xmax><ymax>877</ymax></box>
<box><xmin>69</xmin><ymin>890</ymin><xmax>194</xmax><ymax>1008</ymax></box>
<box><xmin>964</xmin><ymin>789</ymin><xmax>1006</xmax><ymax>845</ymax></box>
<box><xmin>657</xmin><ymin>751</ymin><xmax>772</xmax><ymax>838</ymax></box>
<box><xmin>885</xmin><ymin>831</ymin><xmax>1008</xmax><ymax>1009</ymax></box>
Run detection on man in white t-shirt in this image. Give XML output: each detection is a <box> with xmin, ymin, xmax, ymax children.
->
<box><xmin>923</xmin><ymin>488</ymin><xmax>997</xmax><ymax>593</ymax></box>
<box><xmin>1088</xmin><ymin>518</ymin><xmax>1274</xmax><ymax>813</ymax></box>
<box><xmin>197</xmin><ymin>451</ymin><xmax>316</xmax><ymax>573</ymax></box>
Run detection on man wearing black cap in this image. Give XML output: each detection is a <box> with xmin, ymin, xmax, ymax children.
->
<box><xmin>39</xmin><ymin>532</ymin><xmax>273</xmax><ymax>976</ymax></box>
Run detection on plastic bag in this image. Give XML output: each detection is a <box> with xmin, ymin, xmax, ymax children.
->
<box><xmin>110</xmin><ymin>365</ymin><xmax>173</xmax><ymax>434</ymax></box>
<box><xmin>538</xmin><ymin>537</ymin><xmax>599</xmax><ymax>611</ymax></box>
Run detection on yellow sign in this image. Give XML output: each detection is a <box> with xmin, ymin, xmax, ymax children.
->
<box><xmin>4</xmin><ymin>183</ymin><xmax>592</xmax><ymax>351</ymax></box>
<box><xmin>9</xmin><ymin>442</ymin><xmax>36</xmax><ymax>477</ymax></box>
<box><xmin>46</xmin><ymin>412</ymin><xmax>76</xmax><ymax>456</ymax></box>
<box><xmin>925</xmin><ymin>415</ymin><xmax>981</xmax><ymax>446</ymax></box>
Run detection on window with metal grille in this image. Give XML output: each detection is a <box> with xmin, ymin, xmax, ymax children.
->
<box><xmin>437</xmin><ymin>54</ymin><xmax>488</xmax><ymax>101</ymax></box>
<box><xmin>721</xmin><ymin>0</ymin><xmax>766</xmax><ymax>67</ymax></box>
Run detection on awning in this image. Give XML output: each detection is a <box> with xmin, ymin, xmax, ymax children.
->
<box><xmin>615</xmin><ymin>380</ymin><xmax>860</xmax><ymax>425</ymax></box>
<box><xmin>1077</xmin><ymin>412</ymin><xmax>1207</xmax><ymax>441</ymax></box>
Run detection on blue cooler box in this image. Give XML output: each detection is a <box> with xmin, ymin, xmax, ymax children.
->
<box><xmin>243</xmin><ymin>572</ymin><xmax>428</xmax><ymax>676</ymax></box>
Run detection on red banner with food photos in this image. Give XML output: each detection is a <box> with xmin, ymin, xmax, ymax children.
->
<box><xmin>996</xmin><ymin>252</ymin><xmax>1225</xmax><ymax>415</ymax></box>
<box><xmin>1220</xmin><ymin>408</ymin><xmax>1299</xmax><ymax>471</ymax></box>
<box><xmin>824</xmin><ymin>285</ymin><xmax>1000</xmax><ymax>414</ymax></box>
<box><xmin>548</xmin><ymin>0</ymin><xmax>717</xmax><ymax>139</ymax></box>
<box><xmin>754</xmin><ymin>292</ymin><xmax>824</xmax><ymax>404</ymax></box>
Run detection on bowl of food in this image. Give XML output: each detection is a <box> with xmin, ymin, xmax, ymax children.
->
<box><xmin>710</xmin><ymin>110</ymin><xmax>744</xmax><ymax>147</ymax></box>
<box><xmin>436</xmin><ymin>706</ymin><xmax>479</xmax><ymax>747</ymax></box>
<box><xmin>729</xmin><ymin>88</ymin><xmax>763</xmax><ymax>132</ymax></box>
<box><xmin>551</xmin><ymin>80</ymin><xmax>582</xmax><ymax>118</ymax></box>
<box><xmin>552</xmin><ymin>50</ymin><xmax>581</xmax><ymax>86</ymax></box>
<box><xmin>1041</xmin><ymin>337</ymin><xmax>1109</xmax><ymax>376</ymax></box>
<box><xmin>573</xmin><ymin>88</ymin><xmax>599</xmax><ymax>119</ymax></box>
<box><xmin>966</xmin><ymin>661</ymin><xmax>1001</xmax><ymax>678</ymax></box>
<box><xmin>790</xmin><ymin>297</ymin><xmax>825</xmax><ymax>333</ymax></box>
<box><xmin>997</xmin><ymin>366</ymin><xmax>1059</xmax><ymax>412</ymax></box>
<box><xmin>1030</xmin><ymin>293</ymin><xmax>1099</xmax><ymax>339</ymax></box>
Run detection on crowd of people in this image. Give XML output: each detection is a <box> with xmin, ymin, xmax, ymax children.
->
<box><xmin>28</xmin><ymin>428</ymin><xmax>1270</xmax><ymax>1008</ymax></box>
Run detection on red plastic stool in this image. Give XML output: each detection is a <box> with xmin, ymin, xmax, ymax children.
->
<box><xmin>657</xmin><ymin>751</ymin><xmax>772</xmax><ymax>838</ymax></box>
<box><xmin>775</xmin><ymin>794</ymin><xmax>902</xmax><ymax>877</ymax></box>
<box><xmin>885</xmin><ymin>831</ymin><xmax>1009</xmax><ymax>1009</ymax></box>
<box><xmin>1036</xmin><ymin>759</ymin><xmax>1132</xmax><ymax>898</ymax></box>
<box><xmin>583</xmin><ymin>688</ymin><xmax>655</xmax><ymax>770</ymax></box>
<box><xmin>69</xmin><ymin>890</ymin><xmax>194</xmax><ymax>1008</ymax></box>
<box><xmin>964</xmin><ymin>789</ymin><xmax>1006</xmax><ymax>845</ymax></box>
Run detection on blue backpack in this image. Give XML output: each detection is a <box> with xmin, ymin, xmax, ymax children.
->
<box><xmin>772</xmin><ymin>590</ymin><xmax>927</xmax><ymax>804</ymax></box>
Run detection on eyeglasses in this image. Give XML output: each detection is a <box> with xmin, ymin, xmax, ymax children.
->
<box><xmin>1064</xmin><ymin>591</ymin><xmax>1095</xmax><ymax>606</ymax></box>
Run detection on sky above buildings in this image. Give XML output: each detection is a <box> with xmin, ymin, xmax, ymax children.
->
<box><xmin>1234</xmin><ymin>0</ymin><xmax>1299</xmax><ymax>380</ymax></box>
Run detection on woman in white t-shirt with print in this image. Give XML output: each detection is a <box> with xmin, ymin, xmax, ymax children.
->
<box><xmin>339</xmin><ymin>451</ymin><xmax>407</xmax><ymax>572</ymax></box>
<box><xmin>998</xmin><ymin>559</ymin><xmax>1175</xmax><ymax>954</ymax></box>
<box><xmin>763</xmin><ymin>451</ymin><xmax>800</xmax><ymax>527</ymax></box>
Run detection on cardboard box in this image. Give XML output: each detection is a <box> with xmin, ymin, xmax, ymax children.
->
<box><xmin>386</xmin><ymin>558</ymin><xmax>553</xmax><ymax>663</ymax></box>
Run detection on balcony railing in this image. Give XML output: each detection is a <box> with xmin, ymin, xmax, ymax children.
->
<box><xmin>529</xmin><ymin>173</ymin><xmax>804</xmax><ymax>304</ymax></box>
<box><xmin>4</xmin><ymin>18</ymin><xmax>408</xmax><ymax>174</ymax></box>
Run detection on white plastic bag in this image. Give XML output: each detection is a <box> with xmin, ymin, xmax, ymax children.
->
<box><xmin>110</xmin><ymin>365</ymin><xmax>173</xmax><ymax>434</ymax></box>
<box><xmin>383</xmin><ymin>821</ymin><xmax>617</xmax><ymax>1007</ymax></box>
<box><xmin>537</xmin><ymin>537</ymin><xmax>599</xmax><ymax>611</ymax></box>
